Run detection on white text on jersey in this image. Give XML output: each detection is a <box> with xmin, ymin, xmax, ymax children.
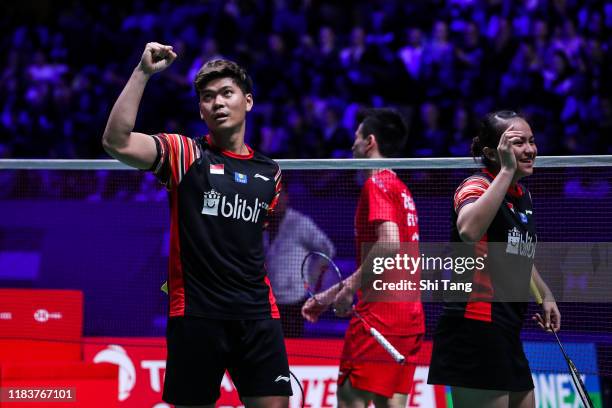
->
<box><xmin>202</xmin><ymin>189</ymin><xmax>268</xmax><ymax>223</ymax></box>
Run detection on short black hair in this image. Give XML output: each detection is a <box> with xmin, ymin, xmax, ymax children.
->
<box><xmin>194</xmin><ymin>59</ymin><xmax>253</xmax><ymax>96</ymax></box>
<box><xmin>357</xmin><ymin>108</ymin><xmax>408</xmax><ymax>158</ymax></box>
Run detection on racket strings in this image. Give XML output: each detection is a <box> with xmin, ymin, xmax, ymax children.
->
<box><xmin>301</xmin><ymin>251</ymin><xmax>406</xmax><ymax>365</ymax></box>
<box><xmin>302</xmin><ymin>252</ymin><xmax>343</xmax><ymax>305</ymax></box>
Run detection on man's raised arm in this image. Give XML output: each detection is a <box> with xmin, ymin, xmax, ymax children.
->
<box><xmin>102</xmin><ymin>42</ymin><xmax>176</xmax><ymax>169</ymax></box>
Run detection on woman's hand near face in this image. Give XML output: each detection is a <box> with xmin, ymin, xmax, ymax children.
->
<box><xmin>496</xmin><ymin>125</ymin><xmax>525</xmax><ymax>173</ymax></box>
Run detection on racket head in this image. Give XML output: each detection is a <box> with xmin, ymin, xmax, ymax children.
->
<box><xmin>300</xmin><ymin>251</ymin><xmax>343</xmax><ymax>305</ymax></box>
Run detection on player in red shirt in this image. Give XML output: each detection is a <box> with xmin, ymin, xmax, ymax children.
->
<box><xmin>303</xmin><ymin>109</ymin><xmax>424</xmax><ymax>407</ymax></box>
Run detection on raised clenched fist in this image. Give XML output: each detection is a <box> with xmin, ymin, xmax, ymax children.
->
<box><xmin>138</xmin><ymin>42</ymin><xmax>177</xmax><ymax>75</ymax></box>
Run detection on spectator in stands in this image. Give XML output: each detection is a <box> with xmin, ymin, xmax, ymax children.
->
<box><xmin>321</xmin><ymin>105</ymin><xmax>352</xmax><ymax>158</ymax></box>
<box><xmin>455</xmin><ymin>22</ymin><xmax>485</xmax><ymax>99</ymax></box>
<box><xmin>423</xmin><ymin>20</ymin><xmax>455</xmax><ymax>98</ymax></box>
<box><xmin>449</xmin><ymin>106</ymin><xmax>474</xmax><ymax>157</ymax></box>
<box><xmin>416</xmin><ymin>102</ymin><xmax>448</xmax><ymax>157</ymax></box>
<box><xmin>398</xmin><ymin>28</ymin><xmax>425</xmax><ymax>81</ymax></box>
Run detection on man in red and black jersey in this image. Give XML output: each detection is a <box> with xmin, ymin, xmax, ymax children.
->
<box><xmin>428</xmin><ymin>111</ymin><xmax>560</xmax><ymax>408</ymax></box>
<box><xmin>102</xmin><ymin>43</ymin><xmax>290</xmax><ymax>408</ymax></box>
<box><xmin>302</xmin><ymin>109</ymin><xmax>424</xmax><ymax>407</ymax></box>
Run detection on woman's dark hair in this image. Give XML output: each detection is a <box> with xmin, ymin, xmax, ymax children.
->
<box><xmin>471</xmin><ymin>110</ymin><xmax>524</xmax><ymax>168</ymax></box>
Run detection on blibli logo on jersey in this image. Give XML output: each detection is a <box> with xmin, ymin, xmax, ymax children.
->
<box><xmin>506</xmin><ymin>227</ymin><xmax>536</xmax><ymax>258</ymax></box>
<box><xmin>202</xmin><ymin>189</ymin><xmax>267</xmax><ymax>223</ymax></box>
<box><xmin>506</xmin><ymin>228</ymin><xmax>521</xmax><ymax>254</ymax></box>
<box><xmin>202</xmin><ymin>189</ymin><xmax>222</xmax><ymax>216</ymax></box>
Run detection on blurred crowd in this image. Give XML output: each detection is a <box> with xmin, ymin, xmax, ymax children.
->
<box><xmin>1</xmin><ymin>0</ymin><xmax>611</xmax><ymax>161</ymax></box>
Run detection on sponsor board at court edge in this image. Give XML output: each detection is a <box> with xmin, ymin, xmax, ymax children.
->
<box><xmin>0</xmin><ymin>289</ymin><xmax>81</xmax><ymax>341</ymax></box>
<box><xmin>84</xmin><ymin>338</ymin><xmax>444</xmax><ymax>408</ymax></box>
<box><xmin>85</xmin><ymin>339</ymin><xmax>601</xmax><ymax>408</ymax></box>
<box><xmin>525</xmin><ymin>342</ymin><xmax>602</xmax><ymax>408</ymax></box>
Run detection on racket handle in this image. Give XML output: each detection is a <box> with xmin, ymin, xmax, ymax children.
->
<box><xmin>530</xmin><ymin>278</ymin><xmax>543</xmax><ymax>305</ymax></box>
<box><xmin>369</xmin><ymin>327</ymin><xmax>406</xmax><ymax>364</ymax></box>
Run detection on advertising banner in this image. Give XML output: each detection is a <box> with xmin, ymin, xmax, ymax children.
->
<box><xmin>83</xmin><ymin>338</ymin><xmax>601</xmax><ymax>408</ymax></box>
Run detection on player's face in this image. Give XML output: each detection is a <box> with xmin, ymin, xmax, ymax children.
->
<box><xmin>509</xmin><ymin>118</ymin><xmax>537</xmax><ymax>178</ymax></box>
<box><xmin>199</xmin><ymin>77</ymin><xmax>253</xmax><ymax>133</ymax></box>
<box><xmin>352</xmin><ymin>123</ymin><xmax>369</xmax><ymax>158</ymax></box>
